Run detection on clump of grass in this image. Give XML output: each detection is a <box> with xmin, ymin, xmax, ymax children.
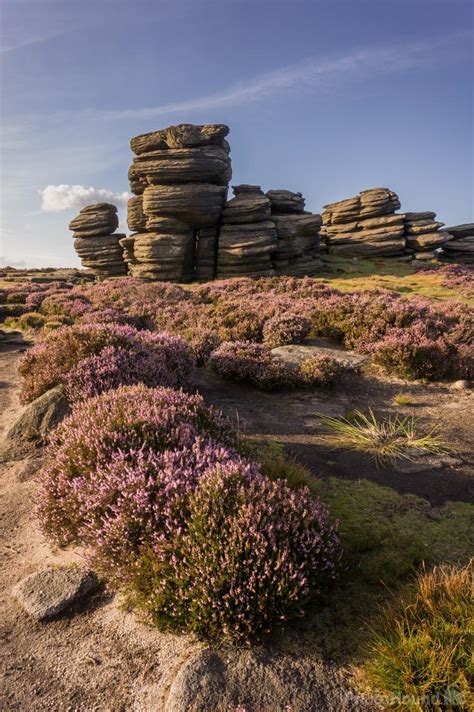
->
<box><xmin>364</xmin><ymin>560</ymin><xmax>474</xmax><ymax>711</ymax></box>
<box><xmin>393</xmin><ymin>393</ymin><xmax>413</xmax><ymax>407</ymax></box>
<box><xmin>242</xmin><ymin>438</ymin><xmax>318</xmax><ymax>494</ymax></box>
<box><xmin>318</xmin><ymin>408</ymin><xmax>449</xmax><ymax>465</ymax></box>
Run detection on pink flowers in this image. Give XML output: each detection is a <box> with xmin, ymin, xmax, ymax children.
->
<box><xmin>19</xmin><ymin>323</ymin><xmax>195</xmax><ymax>402</ymax></box>
<box><xmin>263</xmin><ymin>313</ymin><xmax>312</xmax><ymax>348</ymax></box>
<box><xmin>37</xmin><ymin>384</ymin><xmax>341</xmax><ymax>641</ymax></box>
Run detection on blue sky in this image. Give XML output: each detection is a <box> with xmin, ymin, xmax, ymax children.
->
<box><xmin>0</xmin><ymin>0</ymin><xmax>472</xmax><ymax>268</ymax></box>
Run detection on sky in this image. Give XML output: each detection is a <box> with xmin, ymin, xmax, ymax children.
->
<box><xmin>0</xmin><ymin>0</ymin><xmax>473</xmax><ymax>268</ymax></box>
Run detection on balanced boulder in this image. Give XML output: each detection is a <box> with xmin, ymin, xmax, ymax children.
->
<box><xmin>70</xmin><ymin>203</ymin><xmax>127</xmax><ymax>277</ymax></box>
<box><xmin>404</xmin><ymin>211</ymin><xmax>452</xmax><ymax>260</ymax></box>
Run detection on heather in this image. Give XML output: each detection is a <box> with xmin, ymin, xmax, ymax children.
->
<box><xmin>209</xmin><ymin>341</ymin><xmax>345</xmax><ymax>389</ymax></box>
<box><xmin>6</xmin><ymin>275</ymin><xmax>474</xmax><ymax>382</ymax></box>
<box><xmin>18</xmin><ymin>323</ymin><xmax>194</xmax><ymax>403</ymax></box>
<box><xmin>37</xmin><ymin>385</ymin><xmax>341</xmax><ymax>641</ymax></box>
<box><xmin>126</xmin><ymin>464</ymin><xmax>341</xmax><ymax>641</ymax></box>
<box><xmin>38</xmin><ymin>385</ymin><xmax>237</xmax><ymax>544</ymax></box>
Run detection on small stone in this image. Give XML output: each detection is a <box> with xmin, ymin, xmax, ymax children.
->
<box><xmin>12</xmin><ymin>567</ymin><xmax>99</xmax><ymax>621</ymax></box>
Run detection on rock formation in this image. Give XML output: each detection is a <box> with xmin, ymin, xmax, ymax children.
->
<box><xmin>217</xmin><ymin>186</ymin><xmax>276</xmax><ymax>278</ymax></box>
<box><xmin>267</xmin><ymin>190</ymin><xmax>322</xmax><ymax>275</ymax></box>
<box><xmin>404</xmin><ymin>212</ymin><xmax>452</xmax><ymax>261</ymax></box>
<box><xmin>127</xmin><ymin>124</ymin><xmax>231</xmax><ymax>281</ymax></box>
<box><xmin>322</xmin><ymin>188</ymin><xmax>406</xmax><ymax>257</ymax></box>
<box><xmin>70</xmin><ymin>203</ymin><xmax>127</xmax><ymax>277</ymax></box>
<box><xmin>439</xmin><ymin>224</ymin><xmax>474</xmax><ymax>264</ymax></box>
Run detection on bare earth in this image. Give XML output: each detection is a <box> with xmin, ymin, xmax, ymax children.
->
<box><xmin>0</xmin><ymin>336</ymin><xmax>472</xmax><ymax>710</ymax></box>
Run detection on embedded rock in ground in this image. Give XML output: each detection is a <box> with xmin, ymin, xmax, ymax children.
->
<box><xmin>266</xmin><ymin>189</ymin><xmax>305</xmax><ymax>214</ymax></box>
<box><xmin>3</xmin><ymin>385</ymin><xmax>69</xmax><ymax>460</ymax></box>
<box><xmin>12</xmin><ymin>567</ymin><xmax>98</xmax><ymax>621</ymax></box>
<box><xmin>440</xmin><ymin>223</ymin><xmax>474</xmax><ymax>264</ymax></box>
<box><xmin>129</xmin><ymin>144</ymin><xmax>231</xmax><ymax>186</ymax></box>
<box><xmin>130</xmin><ymin>123</ymin><xmax>229</xmax><ymax>154</ymax></box>
<box><xmin>69</xmin><ymin>203</ymin><xmax>119</xmax><ymax>237</ymax></box>
<box><xmin>271</xmin><ymin>339</ymin><xmax>367</xmax><ymax>370</ymax></box>
<box><xmin>143</xmin><ymin>184</ymin><xmax>227</xmax><ymax>228</ymax></box>
<box><xmin>152</xmin><ymin>647</ymin><xmax>377</xmax><ymax>712</ymax></box>
<box><xmin>403</xmin><ymin>211</ymin><xmax>451</xmax><ymax>259</ymax></box>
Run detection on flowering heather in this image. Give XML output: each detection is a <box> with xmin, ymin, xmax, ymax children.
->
<box><xmin>18</xmin><ymin>323</ymin><xmax>194</xmax><ymax>402</ymax></box>
<box><xmin>263</xmin><ymin>313</ymin><xmax>312</xmax><ymax>348</ymax></box>
<box><xmin>128</xmin><ymin>463</ymin><xmax>341</xmax><ymax>641</ymax></box>
<box><xmin>299</xmin><ymin>355</ymin><xmax>346</xmax><ymax>386</ymax></box>
<box><xmin>51</xmin><ymin>440</ymin><xmax>247</xmax><ymax>586</ymax></box>
<box><xmin>209</xmin><ymin>341</ymin><xmax>298</xmax><ymax>390</ymax></box>
<box><xmin>37</xmin><ymin>385</ymin><xmax>237</xmax><ymax>544</ymax></box>
<box><xmin>65</xmin><ymin>343</ymin><xmax>188</xmax><ymax>402</ymax></box>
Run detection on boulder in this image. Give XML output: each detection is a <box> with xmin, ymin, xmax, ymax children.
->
<box><xmin>12</xmin><ymin>567</ymin><xmax>98</xmax><ymax>621</ymax></box>
<box><xmin>232</xmin><ymin>184</ymin><xmax>264</xmax><ymax>195</ymax></box>
<box><xmin>3</xmin><ymin>385</ymin><xmax>69</xmax><ymax>460</ymax></box>
<box><xmin>271</xmin><ymin>339</ymin><xmax>367</xmax><ymax>370</ymax></box>
<box><xmin>266</xmin><ymin>189</ymin><xmax>305</xmax><ymax>214</ymax></box>
<box><xmin>129</xmin><ymin>145</ymin><xmax>231</xmax><ymax>186</ymax></box>
<box><xmin>143</xmin><ymin>184</ymin><xmax>227</xmax><ymax>228</ymax></box>
<box><xmin>130</xmin><ymin>124</ymin><xmax>229</xmax><ymax>154</ymax></box>
<box><xmin>222</xmin><ymin>193</ymin><xmax>271</xmax><ymax>224</ymax></box>
<box><xmin>69</xmin><ymin>203</ymin><xmax>119</xmax><ymax>237</ymax></box>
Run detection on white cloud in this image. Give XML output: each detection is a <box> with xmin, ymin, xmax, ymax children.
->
<box><xmin>40</xmin><ymin>184</ymin><xmax>131</xmax><ymax>212</ymax></box>
<box><xmin>90</xmin><ymin>31</ymin><xmax>470</xmax><ymax>121</ymax></box>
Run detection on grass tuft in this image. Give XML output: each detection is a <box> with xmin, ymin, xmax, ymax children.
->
<box><xmin>364</xmin><ymin>560</ymin><xmax>474</xmax><ymax>711</ymax></box>
<box><xmin>393</xmin><ymin>393</ymin><xmax>413</xmax><ymax>407</ymax></box>
<box><xmin>318</xmin><ymin>408</ymin><xmax>449</xmax><ymax>465</ymax></box>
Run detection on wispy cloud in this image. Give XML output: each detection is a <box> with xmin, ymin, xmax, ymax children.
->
<box><xmin>40</xmin><ymin>185</ymin><xmax>130</xmax><ymax>212</ymax></box>
<box><xmin>0</xmin><ymin>32</ymin><xmax>61</xmax><ymax>54</ymax></box>
<box><xmin>89</xmin><ymin>31</ymin><xmax>471</xmax><ymax>121</ymax></box>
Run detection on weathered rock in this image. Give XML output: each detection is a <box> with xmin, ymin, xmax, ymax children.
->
<box><xmin>271</xmin><ymin>339</ymin><xmax>366</xmax><ymax>370</ymax></box>
<box><xmin>151</xmin><ymin>647</ymin><xmax>376</xmax><ymax>712</ymax></box>
<box><xmin>143</xmin><ymin>184</ymin><xmax>227</xmax><ymax>228</ymax></box>
<box><xmin>440</xmin><ymin>224</ymin><xmax>474</xmax><ymax>264</ymax></box>
<box><xmin>127</xmin><ymin>196</ymin><xmax>147</xmax><ymax>232</ymax></box>
<box><xmin>266</xmin><ymin>189</ymin><xmax>305</xmax><ymax>214</ymax></box>
<box><xmin>196</xmin><ymin>227</ymin><xmax>218</xmax><ymax>281</ymax></box>
<box><xmin>222</xmin><ymin>193</ymin><xmax>271</xmax><ymax>224</ymax></box>
<box><xmin>323</xmin><ymin>188</ymin><xmax>400</xmax><ymax>226</ymax></box>
<box><xmin>130</xmin><ymin>145</ymin><xmax>231</xmax><ymax>186</ymax></box>
<box><xmin>69</xmin><ymin>203</ymin><xmax>119</xmax><ymax>237</ymax></box>
<box><xmin>12</xmin><ymin>567</ymin><xmax>98</xmax><ymax>621</ymax></box>
<box><xmin>3</xmin><ymin>385</ymin><xmax>69</xmax><ymax>460</ymax></box>
<box><xmin>130</xmin><ymin>124</ymin><xmax>229</xmax><ymax>154</ymax></box>
<box><xmin>232</xmin><ymin>184</ymin><xmax>264</xmax><ymax>195</ymax></box>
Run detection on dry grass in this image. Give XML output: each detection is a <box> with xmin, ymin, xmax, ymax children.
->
<box><xmin>318</xmin><ymin>408</ymin><xmax>449</xmax><ymax>465</ymax></box>
<box><xmin>364</xmin><ymin>561</ymin><xmax>474</xmax><ymax>711</ymax></box>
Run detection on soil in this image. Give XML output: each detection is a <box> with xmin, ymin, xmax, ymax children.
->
<box><xmin>0</xmin><ymin>334</ymin><xmax>472</xmax><ymax>710</ymax></box>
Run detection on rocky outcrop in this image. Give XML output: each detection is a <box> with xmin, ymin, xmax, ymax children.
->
<box><xmin>322</xmin><ymin>189</ymin><xmax>405</xmax><ymax>257</ymax></box>
<box><xmin>217</xmin><ymin>186</ymin><xmax>276</xmax><ymax>277</ymax></box>
<box><xmin>266</xmin><ymin>189</ymin><xmax>305</xmax><ymax>214</ymax></box>
<box><xmin>70</xmin><ymin>203</ymin><xmax>127</xmax><ymax>277</ymax></box>
<box><xmin>127</xmin><ymin>124</ymin><xmax>231</xmax><ymax>281</ymax></box>
<box><xmin>440</xmin><ymin>223</ymin><xmax>474</xmax><ymax>264</ymax></box>
<box><xmin>404</xmin><ymin>211</ymin><xmax>452</xmax><ymax>261</ymax></box>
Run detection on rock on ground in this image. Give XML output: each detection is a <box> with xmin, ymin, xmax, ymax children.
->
<box><xmin>12</xmin><ymin>567</ymin><xmax>98</xmax><ymax>621</ymax></box>
<box><xmin>134</xmin><ymin>647</ymin><xmax>376</xmax><ymax>712</ymax></box>
<box><xmin>2</xmin><ymin>385</ymin><xmax>69</xmax><ymax>460</ymax></box>
<box><xmin>271</xmin><ymin>339</ymin><xmax>367</xmax><ymax>370</ymax></box>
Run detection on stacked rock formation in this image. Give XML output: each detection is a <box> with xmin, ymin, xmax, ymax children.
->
<box><xmin>267</xmin><ymin>190</ymin><xmax>322</xmax><ymax>275</ymax></box>
<box><xmin>322</xmin><ymin>188</ymin><xmax>406</xmax><ymax>257</ymax></box>
<box><xmin>126</xmin><ymin>124</ymin><xmax>231</xmax><ymax>281</ymax></box>
<box><xmin>70</xmin><ymin>203</ymin><xmax>126</xmax><ymax>277</ymax></box>
<box><xmin>403</xmin><ymin>212</ymin><xmax>452</xmax><ymax>261</ymax></box>
<box><xmin>217</xmin><ymin>185</ymin><xmax>277</xmax><ymax>278</ymax></box>
<box><xmin>440</xmin><ymin>224</ymin><xmax>474</xmax><ymax>264</ymax></box>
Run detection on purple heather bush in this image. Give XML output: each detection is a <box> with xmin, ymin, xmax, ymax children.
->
<box><xmin>263</xmin><ymin>313</ymin><xmax>312</xmax><ymax>349</ymax></box>
<box><xmin>299</xmin><ymin>354</ymin><xmax>346</xmax><ymax>386</ymax></box>
<box><xmin>128</xmin><ymin>463</ymin><xmax>341</xmax><ymax>641</ymax></box>
<box><xmin>37</xmin><ymin>385</ymin><xmax>237</xmax><ymax>545</ymax></box>
<box><xmin>18</xmin><ymin>323</ymin><xmax>194</xmax><ymax>403</ymax></box>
